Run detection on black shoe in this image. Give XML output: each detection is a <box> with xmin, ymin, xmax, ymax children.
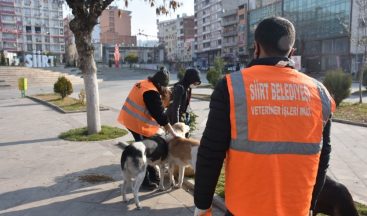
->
<box><xmin>141</xmin><ymin>181</ymin><xmax>158</xmax><ymax>190</ymax></box>
<box><xmin>141</xmin><ymin>171</ymin><xmax>158</xmax><ymax>190</ymax></box>
<box><xmin>147</xmin><ymin>165</ymin><xmax>160</xmax><ymax>184</ymax></box>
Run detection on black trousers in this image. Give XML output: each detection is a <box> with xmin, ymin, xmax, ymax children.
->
<box><xmin>129</xmin><ymin>129</ymin><xmax>146</xmax><ymax>141</ymax></box>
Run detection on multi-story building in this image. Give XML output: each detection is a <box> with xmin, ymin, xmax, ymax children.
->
<box><xmin>194</xmin><ymin>0</ymin><xmax>242</xmax><ymax>67</ymax></box>
<box><xmin>157</xmin><ymin>18</ymin><xmax>177</xmax><ymax>61</ymax></box>
<box><xmin>350</xmin><ymin>0</ymin><xmax>366</xmax><ymax>75</ymax></box>
<box><xmin>0</xmin><ymin>0</ymin><xmax>65</xmax><ymax>59</ymax></box>
<box><xmin>222</xmin><ymin>9</ymin><xmax>238</xmax><ymax>63</ymax></box>
<box><xmin>245</xmin><ymin>0</ymin><xmax>358</xmax><ymax>74</ymax></box>
<box><xmin>100</xmin><ymin>6</ymin><xmax>136</xmax><ymax>46</ymax></box>
<box><xmin>247</xmin><ymin>1</ymin><xmax>282</xmax><ymax>55</ymax></box>
<box><xmin>157</xmin><ymin>14</ymin><xmax>195</xmax><ymax>63</ymax></box>
<box><xmin>237</xmin><ymin>3</ymin><xmax>249</xmax><ymax>63</ymax></box>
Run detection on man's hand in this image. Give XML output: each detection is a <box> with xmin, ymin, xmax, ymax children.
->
<box><xmin>194</xmin><ymin>207</ymin><xmax>212</xmax><ymax>216</ymax></box>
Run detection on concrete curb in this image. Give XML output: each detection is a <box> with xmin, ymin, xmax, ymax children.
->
<box><xmin>332</xmin><ymin>118</ymin><xmax>367</xmax><ymax>128</ymax></box>
<box><xmin>27</xmin><ymin>95</ymin><xmax>109</xmax><ymax>114</ymax></box>
<box><xmin>183</xmin><ymin>178</ymin><xmax>227</xmax><ymax>212</ymax></box>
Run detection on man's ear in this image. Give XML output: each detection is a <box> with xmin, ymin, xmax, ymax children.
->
<box><xmin>254</xmin><ymin>42</ymin><xmax>260</xmax><ymax>59</ymax></box>
<box><xmin>288</xmin><ymin>48</ymin><xmax>296</xmax><ymax>58</ymax></box>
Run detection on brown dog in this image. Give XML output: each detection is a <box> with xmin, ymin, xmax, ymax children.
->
<box><xmin>167</xmin><ymin>136</ymin><xmax>200</xmax><ymax>188</ymax></box>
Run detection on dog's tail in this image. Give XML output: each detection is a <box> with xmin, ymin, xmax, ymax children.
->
<box><xmin>117</xmin><ymin>141</ymin><xmax>130</xmax><ymax>150</ymax></box>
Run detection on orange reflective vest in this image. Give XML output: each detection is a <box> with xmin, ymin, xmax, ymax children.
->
<box><xmin>225</xmin><ymin>66</ymin><xmax>335</xmax><ymax>216</ymax></box>
<box><xmin>117</xmin><ymin>80</ymin><xmax>160</xmax><ymax>137</ymax></box>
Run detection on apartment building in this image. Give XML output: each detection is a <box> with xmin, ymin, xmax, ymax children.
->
<box><xmin>157</xmin><ymin>14</ymin><xmax>195</xmax><ymax>63</ymax></box>
<box><xmin>237</xmin><ymin>3</ymin><xmax>249</xmax><ymax>63</ymax></box>
<box><xmin>222</xmin><ymin>9</ymin><xmax>238</xmax><ymax>63</ymax></box>
<box><xmin>0</xmin><ymin>0</ymin><xmax>65</xmax><ymax>58</ymax></box>
<box><xmin>194</xmin><ymin>0</ymin><xmax>242</xmax><ymax>67</ymax></box>
<box><xmin>100</xmin><ymin>6</ymin><xmax>136</xmax><ymax>46</ymax></box>
<box><xmin>157</xmin><ymin>18</ymin><xmax>178</xmax><ymax>62</ymax></box>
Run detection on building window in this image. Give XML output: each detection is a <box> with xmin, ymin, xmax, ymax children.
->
<box><xmin>27</xmin><ymin>44</ymin><xmax>33</xmax><ymax>51</ymax></box>
<box><xmin>36</xmin><ymin>44</ymin><xmax>42</xmax><ymax>51</ymax></box>
<box><xmin>24</xmin><ymin>0</ymin><xmax>31</xmax><ymax>6</ymax></box>
<box><xmin>26</xmin><ymin>35</ymin><xmax>32</xmax><ymax>41</ymax></box>
<box><xmin>26</xmin><ymin>26</ymin><xmax>32</xmax><ymax>33</ymax></box>
<box><xmin>35</xmin><ymin>26</ymin><xmax>41</xmax><ymax>33</ymax></box>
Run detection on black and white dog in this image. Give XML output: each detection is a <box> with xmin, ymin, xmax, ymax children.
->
<box><xmin>120</xmin><ymin>123</ymin><xmax>189</xmax><ymax>209</ymax></box>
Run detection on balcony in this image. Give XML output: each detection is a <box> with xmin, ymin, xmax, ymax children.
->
<box><xmin>222</xmin><ymin>19</ymin><xmax>237</xmax><ymax>27</ymax></box>
<box><xmin>0</xmin><ymin>9</ymin><xmax>15</xmax><ymax>15</ymax></box>
<box><xmin>1</xmin><ymin>19</ymin><xmax>16</xmax><ymax>24</ymax></box>
<box><xmin>0</xmin><ymin>1</ymin><xmax>14</xmax><ymax>6</ymax></box>
<box><xmin>222</xmin><ymin>41</ymin><xmax>237</xmax><ymax>47</ymax></box>
<box><xmin>222</xmin><ymin>30</ymin><xmax>237</xmax><ymax>37</ymax></box>
<box><xmin>2</xmin><ymin>38</ymin><xmax>17</xmax><ymax>42</ymax></box>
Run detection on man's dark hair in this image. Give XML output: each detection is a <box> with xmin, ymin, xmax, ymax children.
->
<box><xmin>255</xmin><ymin>17</ymin><xmax>295</xmax><ymax>56</ymax></box>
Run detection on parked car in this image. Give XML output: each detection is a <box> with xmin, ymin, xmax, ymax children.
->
<box><xmin>223</xmin><ymin>64</ymin><xmax>237</xmax><ymax>73</ymax></box>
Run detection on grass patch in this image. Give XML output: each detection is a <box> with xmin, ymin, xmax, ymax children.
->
<box><xmin>79</xmin><ymin>174</ymin><xmax>115</xmax><ymax>183</ymax></box>
<box><xmin>33</xmin><ymin>93</ymin><xmax>107</xmax><ymax>112</ymax></box>
<box><xmin>334</xmin><ymin>102</ymin><xmax>367</xmax><ymax>124</ymax></box>
<box><xmin>215</xmin><ymin>169</ymin><xmax>367</xmax><ymax>216</ymax></box>
<box><xmin>215</xmin><ymin>168</ymin><xmax>225</xmax><ymax>198</ymax></box>
<box><xmin>59</xmin><ymin>125</ymin><xmax>128</xmax><ymax>141</ymax></box>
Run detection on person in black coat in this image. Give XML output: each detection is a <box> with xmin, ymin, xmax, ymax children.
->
<box><xmin>166</xmin><ymin>68</ymin><xmax>201</xmax><ymax>126</ymax></box>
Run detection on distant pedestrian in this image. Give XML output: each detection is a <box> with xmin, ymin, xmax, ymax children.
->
<box><xmin>166</xmin><ymin>68</ymin><xmax>201</xmax><ymax>127</ymax></box>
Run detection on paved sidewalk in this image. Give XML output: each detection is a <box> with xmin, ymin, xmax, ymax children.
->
<box><xmin>1</xmin><ymin>68</ymin><xmax>366</xmax><ymax>216</ymax></box>
<box><xmin>0</xmin><ymin>97</ymin><xmax>223</xmax><ymax>216</ymax></box>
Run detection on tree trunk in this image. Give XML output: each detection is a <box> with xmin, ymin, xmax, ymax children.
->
<box><xmin>361</xmin><ymin>46</ymin><xmax>366</xmax><ymax>104</ymax></box>
<box><xmin>72</xmin><ymin>24</ymin><xmax>101</xmax><ymax>134</ymax></box>
<box><xmin>83</xmin><ymin>54</ymin><xmax>101</xmax><ymax>134</ymax></box>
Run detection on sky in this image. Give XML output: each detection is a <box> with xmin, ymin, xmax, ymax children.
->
<box><xmin>63</xmin><ymin>0</ymin><xmax>194</xmax><ymax>40</ymax></box>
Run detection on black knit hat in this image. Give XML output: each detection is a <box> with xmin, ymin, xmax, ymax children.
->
<box><xmin>149</xmin><ymin>67</ymin><xmax>170</xmax><ymax>87</ymax></box>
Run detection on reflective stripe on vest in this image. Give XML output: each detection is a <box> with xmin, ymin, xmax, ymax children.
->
<box><xmin>227</xmin><ymin>71</ymin><xmax>331</xmax><ymax>155</ymax></box>
<box><xmin>121</xmin><ymin>104</ymin><xmax>159</xmax><ymax>127</ymax></box>
<box><xmin>125</xmin><ymin>97</ymin><xmax>150</xmax><ymax>115</ymax></box>
<box><xmin>312</xmin><ymin>79</ymin><xmax>334</xmax><ymax>125</ymax></box>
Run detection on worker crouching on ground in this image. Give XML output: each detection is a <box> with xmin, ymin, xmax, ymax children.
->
<box><xmin>193</xmin><ymin>17</ymin><xmax>336</xmax><ymax>216</ymax></box>
<box><xmin>117</xmin><ymin>67</ymin><xmax>181</xmax><ymax>190</ymax></box>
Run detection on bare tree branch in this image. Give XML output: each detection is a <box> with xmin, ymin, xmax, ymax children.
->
<box><xmin>65</xmin><ymin>0</ymin><xmax>88</xmax><ymax>17</ymax></box>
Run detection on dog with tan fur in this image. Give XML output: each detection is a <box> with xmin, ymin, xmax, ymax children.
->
<box><xmin>167</xmin><ymin>136</ymin><xmax>199</xmax><ymax>188</ymax></box>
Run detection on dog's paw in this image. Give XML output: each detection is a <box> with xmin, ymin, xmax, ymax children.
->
<box><xmin>157</xmin><ymin>186</ymin><xmax>166</xmax><ymax>191</ymax></box>
<box><xmin>136</xmin><ymin>204</ymin><xmax>142</xmax><ymax>210</ymax></box>
<box><xmin>173</xmin><ymin>184</ymin><xmax>182</xmax><ymax>189</ymax></box>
